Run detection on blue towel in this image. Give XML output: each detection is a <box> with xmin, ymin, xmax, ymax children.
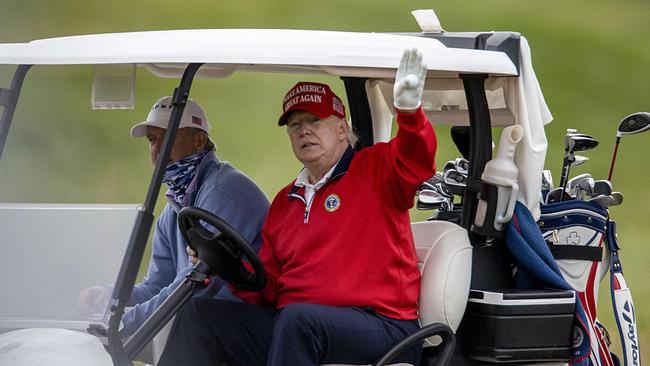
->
<box><xmin>505</xmin><ymin>202</ymin><xmax>591</xmax><ymax>366</ymax></box>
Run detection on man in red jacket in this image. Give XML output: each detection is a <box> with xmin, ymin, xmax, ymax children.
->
<box><xmin>159</xmin><ymin>47</ymin><xmax>437</xmax><ymax>366</ymax></box>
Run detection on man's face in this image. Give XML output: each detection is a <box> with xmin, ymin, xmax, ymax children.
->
<box><xmin>286</xmin><ymin>110</ymin><xmax>348</xmax><ymax>167</ymax></box>
<box><xmin>145</xmin><ymin>126</ymin><xmax>203</xmax><ymax>165</ymax></box>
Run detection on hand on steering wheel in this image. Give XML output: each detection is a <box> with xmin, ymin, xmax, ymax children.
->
<box><xmin>178</xmin><ymin>207</ymin><xmax>266</xmax><ymax>291</ymax></box>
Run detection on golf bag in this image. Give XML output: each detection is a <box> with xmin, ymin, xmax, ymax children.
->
<box><xmin>538</xmin><ymin>200</ymin><xmax>640</xmax><ymax>366</ymax></box>
<box><xmin>505</xmin><ymin>200</ymin><xmax>639</xmax><ymax>366</ymax></box>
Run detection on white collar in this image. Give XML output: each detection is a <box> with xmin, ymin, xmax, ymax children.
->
<box><xmin>295</xmin><ymin>162</ymin><xmax>338</xmax><ymax>191</ymax></box>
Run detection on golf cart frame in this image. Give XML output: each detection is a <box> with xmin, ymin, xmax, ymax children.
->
<box><xmin>0</xmin><ymin>14</ymin><xmax>564</xmax><ymax>366</ymax></box>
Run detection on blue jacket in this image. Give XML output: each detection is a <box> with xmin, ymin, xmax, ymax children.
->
<box><xmin>121</xmin><ymin>151</ymin><xmax>269</xmax><ymax>336</ymax></box>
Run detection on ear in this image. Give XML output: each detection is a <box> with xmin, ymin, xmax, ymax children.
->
<box><xmin>337</xmin><ymin>118</ymin><xmax>349</xmax><ymax>141</ymax></box>
<box><xmin>194</xmin><ymin>131</ymin><xmax>208</xmax><ymax>151</ymax></box>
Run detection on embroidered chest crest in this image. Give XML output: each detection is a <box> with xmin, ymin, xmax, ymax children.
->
<box><xmin>324</xmin><ymin>194</ymin><xmax>341</xmax><ymax>212</ymax></box>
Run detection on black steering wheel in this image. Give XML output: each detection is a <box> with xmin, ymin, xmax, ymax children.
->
<box><xmin>177</xmin><ymin>206</ymin><xmax>266</xmax><ymax>291</ymax></box>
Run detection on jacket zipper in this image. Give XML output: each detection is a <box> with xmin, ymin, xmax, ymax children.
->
<box><xmin>304</xmin><ymin>191</ymin><xmax>316</xmax><ymax>224</ymax></box>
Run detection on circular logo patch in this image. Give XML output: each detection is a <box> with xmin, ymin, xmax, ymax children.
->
<box><xmin>324</xmin><ymin>194</ymin><xmax>341</xmax><ymax>212</ymax></box>
<box><xmin>572</xmin><ymin>326</ymin><xmax>584</xmax><ymax>348</ymax></box>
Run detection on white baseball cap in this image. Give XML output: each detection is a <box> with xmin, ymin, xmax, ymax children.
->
<box><xmin>130</xmin><ymin>96</ymin><xmax>211</xmax><ymax>137</ymax></box>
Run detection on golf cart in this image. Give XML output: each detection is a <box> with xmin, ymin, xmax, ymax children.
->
<box><xmin>0</xmin><ymin>9</ymin><xmax>635</xmax><ymax>366</ymax></box>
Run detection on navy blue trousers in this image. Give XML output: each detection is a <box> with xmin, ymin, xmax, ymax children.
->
<box><xmin>157</xmin><ymin>299</ymin><xmax>422</xmax><ymax>366</ymax></box>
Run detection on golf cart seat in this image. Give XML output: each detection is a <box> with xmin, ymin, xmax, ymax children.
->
<box><xmin>322</xmin><ymin>220</ymin><xmax>473</xmax><ymax>366</ymax></box>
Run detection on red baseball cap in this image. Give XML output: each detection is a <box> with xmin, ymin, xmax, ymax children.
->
<box><xmin>277</xmin><ymin>82</ymin><xmax>346</xmax><ymax>126</ymax></box>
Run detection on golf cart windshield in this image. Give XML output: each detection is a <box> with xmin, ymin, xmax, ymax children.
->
<box><xmin>0</xmin><ymin>204</ymin><xmax>139</xmax><ymax>330</ymax></box>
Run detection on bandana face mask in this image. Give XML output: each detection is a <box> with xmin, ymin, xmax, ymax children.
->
<box><xmin>163</xmin><ymin>149</ymin><xmax>210</xmax><ymax>205</ymax></box>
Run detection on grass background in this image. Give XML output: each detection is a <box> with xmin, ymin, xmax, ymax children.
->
<box><xmin>0</xmin><ymin>0</ymin><xmax>648</xmax><ymax>362</ymax></box>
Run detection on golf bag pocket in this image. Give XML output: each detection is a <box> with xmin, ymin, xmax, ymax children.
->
<box><xmin>539</xmin><ymin>200</ymin><xmax>608</xmax><ymax>292</ymax></box>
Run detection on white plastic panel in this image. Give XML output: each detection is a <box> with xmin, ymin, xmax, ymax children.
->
<box><xmin>0</xmin><ymin>204</ymin><xmax>140</xmax><ymax>330</ymax></box>
<box><xmin>372</xmin><ymin>77</ymin><xmax>516</xmax><ymax>131</ymax></box>
<box><xmin>0</xmin><ymin>29</ymin><xmax>517</xmax><ymax>78</ymax></box>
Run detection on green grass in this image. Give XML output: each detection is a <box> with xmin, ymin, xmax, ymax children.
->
<box><xmin>1</xmin><ymin>0</ymin><xmax>649</xmax><ymax>362</ymax></box>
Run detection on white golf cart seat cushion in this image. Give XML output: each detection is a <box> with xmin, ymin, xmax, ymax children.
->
<box><xmin>322</xmin><ymin>220</ymin><xmax>472</xmax><ymax>366</ymax></box>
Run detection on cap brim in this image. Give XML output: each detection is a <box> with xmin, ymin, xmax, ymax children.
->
<box><xmin>277</xmin><ymin>111</ymin><xmax>292</xmax><ymax>126</ymax></box>
<box><xmin>130</xmin><ymin>120</ymin><xmax>169</xmax><ymax>137</ymax></box>
<box><xmin>277</xmin><ymin>108</ymin><xmax>332</xmax><ymax>126</ymax></box>
<box><xmin>130</xmin><ymin>122</ymin><xmax>149</xmax><ymax>137</ymax></box>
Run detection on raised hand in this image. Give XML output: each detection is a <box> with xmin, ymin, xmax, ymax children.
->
<box><xmin>393</xmin><ymin>47</ymin><xmax>427</xmax><ymax>112</ymax></box>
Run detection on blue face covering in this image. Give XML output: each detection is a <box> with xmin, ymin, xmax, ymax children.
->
<box><xmin>163</xmin><ymin>149</ymin><xmax>210</xmax><ymax>205</ymax></box>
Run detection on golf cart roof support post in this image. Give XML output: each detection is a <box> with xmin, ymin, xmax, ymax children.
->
<box><xmin>105</xmin><ymin>62</ymin><xmax>204</xmax><ymax>366</ymax></box>
<box><xmin>0</xmin><ymin>64</ymin><xmax>32</xmax><ymax>162</ymax></box>
<box><xmin>459</xmin><ymin>73</ymin><xmax>493</xmax><ymax>242</ymax></box>
<box><xmin>341</xmin><ymin>77</ymin><xmax>373</xmax><ymax>150</ymax></box>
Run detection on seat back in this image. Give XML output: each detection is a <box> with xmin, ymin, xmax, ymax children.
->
<box><xmin>320</xmin><ymin>221</ymin><xmax>472</xmax><ymax>366</ymax></box>
<box><xmin>412</xmin><ymin>220</ymin><xmax>472</xmax><ymax>343</ymax></box>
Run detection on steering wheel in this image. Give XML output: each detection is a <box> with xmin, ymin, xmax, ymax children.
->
<box><xmin>177</xmin><ymin>206</ymin><xmax>266</xmax><ymax>291</ymax></box>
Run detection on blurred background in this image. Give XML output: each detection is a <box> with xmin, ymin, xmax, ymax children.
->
<box><xmin>0</xmin><ymin>0</ymin><xmax>648</xmax><ymax>362</ymax></box>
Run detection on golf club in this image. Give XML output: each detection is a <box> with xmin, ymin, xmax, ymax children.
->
<box><xmin>435</xmin><ymin>182</ymin><xmax>454</xmax><ymax>199</ymax></box>
<box><xmin>454</xmin><ymin>157</ymin><xmax>469</xmax><ymax>174</ymax></box>
<box><xmin>607</xmin><ymin>112</ymin><xmax>650</xmax><ymax>181</ymax></box>
<box><xmin>593</xmin><ymin>180</ymin><xmax>612</xmax><ymax>196</ymax></box>
<box><xmin>443</xmin><ymin>160</ymin><xmax>456</xmax><ymax>173</ymax></box>
<box><xmin>575</xmin><ymin>177</ymin><xmax>595</xmax><ymax>201</ymax></box>
<box><xmin>559</xmin><ymin>135</ymin><xmax>599</xmax><ymax>200</ymax></box>
<box><xmin>567</xmin><ymin>173</ymin><xmax>592</xmax><ymax>197</ymax></box>
<box><xmin>546</xmin><ymin>187</ymin><xmax>571</xmax><ymax>204</ymax></box>
<box><xmin>573</xmin><ymin>155</ymin><xmax>589</xmax><ymax>167</ymax></box>
<box><xmin>588</xmin><ymin>194</ymin><xmax>623</xmax><ymax>208</ymax></box>
<box><xmin>419</xmin><ymin>172</ymin><xmax>445</xmax><ymax>192</ymax></box>
<box><xmin>417</xmin><ymin>189</ymin><xmax>452</xmax><ymax>211</ymax></box>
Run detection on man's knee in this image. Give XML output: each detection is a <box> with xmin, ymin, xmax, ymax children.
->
<box><xmin>274</xmin><ymin>303</ymin><xmax>326</xmax><ymax>335</ymax></box>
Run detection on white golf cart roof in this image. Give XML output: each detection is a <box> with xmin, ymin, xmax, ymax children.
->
<box><xmin>0</xmin><ymin>29</ymin><xmax>518</xmax><ymax>79</ymax></box>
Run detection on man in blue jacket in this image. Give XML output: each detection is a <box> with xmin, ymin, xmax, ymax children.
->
<box><xmin>80</xmin><ymin>96</ymin><xmax>269</xmax><ymax>341</ymax></box>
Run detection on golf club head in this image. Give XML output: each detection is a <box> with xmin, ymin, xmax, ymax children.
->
<box><xmin>611</xmin><ymin>191</ymin><xmax>624</xmax><ymax>205</ymax></box>
<box><xmin>443</xmin><ymin>169</ymin><xmax>467</xmax><ymax>197</ymax></box>
<box><xmin>546</xmin><ymin>187</ymin><xmax>571</xmax><ymax>204</ymax></box>
<box><xmin>417</xmin><ymin>189</ymin><xmax>448</xmax><ymax>210</ymax></box>
<box><xmin>617</xmin><ymin>112</ymin><xmax>650</xmax><ymax>137</ymax></box>
<box><xmin>434</xmin><ymin>182</ymin><xmax>454</xmax><ymax>198</ymax></box>
<box><xmin>443</xmin><ymin>169</ymin><xmax>467</xmax><ymax>185</ymax></box>
<box><xmin>569</xmin><ymin>136</ymin><xmax>599</xmax><ymax>153</ymax></box>
<box><xmin>443</xmin><ymin>160</ymin><xmax>456</xmax><ymax>173</ymax></box>
<box><xmin>419</xmin><ymin>181</ymin><xmax>436</xmax><ymax>192</ymax></box>
<box><xmin>572</xmin><ymin>155</ymin><xmax>589</xmax><ymax>167</ymax></box>
<box><xmin>588</xmin><ymin>194</ymin><xmax>622</xmax><ymax>208</ymax></box>
<box><xmin>419</xmin><ymin>172</ymin><xmax>445</xmax><ymax>192</ymax></box>
<box><xmin>568</xmin><ymin>173</ymin><xmax>593</xmax><ymax>194</ymax></box>
<box><xmin>575</xmin><ymin>177</ymin><xmax>595</xmax><ymax>201</ymax></box>
<box><xmin>454</xmin><ymin>157</ymin><xmax>469</xmax><ymax>174</ymax></box>
<box><xmin>593</xmin><ymin>180</ymin><xmax>613</xmax><ymax>196</ymax></box>
<box><xmin>563</xmin><ymin>129</ymin><xmax>592</xmax><ymax>150</ymax></box>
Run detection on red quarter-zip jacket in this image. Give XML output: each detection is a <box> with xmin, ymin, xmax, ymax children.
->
<box><xmin>236</xmin><ymin>108</ymin><xmax>436</xmax><ymax>320</ymax></box>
